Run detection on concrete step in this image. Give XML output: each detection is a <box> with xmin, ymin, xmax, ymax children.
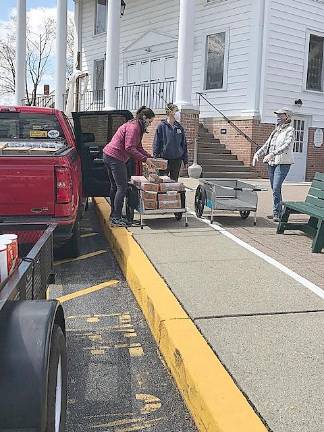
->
<box><xmin>198</xmin><ymin>145</ymin><xmax>224</xmax><ymax>151</ymax></box>
<box><xmin>198</xmin><ymin>141</ymin><xmax>223</xmax><ymax>147</ymax></box>
<box><xmin>200</xmin><ymin>164</ymin><xmax>250</xmax><ymax>172</ymax></box>
<box><xmin>198</xmin><ymin>154</ymin><xmax>238</xmax><ymax>161</ymax></box>
<box><xmin>198</xmin><ymin>149</ymin><xmax>231</xmax><ymax>156</ymax></box>
<box><xmin>201</xmin><ymin>171</ymin><xmax>254</xmax><ymax>179</ymax></box>
<box><xmin>198</xmin><ymin>159</ymin><xmax>243</xmax><ymax>166</ymax></box>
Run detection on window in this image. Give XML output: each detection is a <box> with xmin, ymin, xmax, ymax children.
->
<box><xmin>205</xmin><ymin>32</ymin><xmax>226</xmax><ymax>90</ymax></box>
<box><xmin>94</xmin><ymin>59</ymin><xmax>105</xmax><ymax>100</ymax></box>
<box><xmin>95</xmin><ymin>0</ymin><xmax>107</xmax><ymax>34</ymax></box>
<box><xmin>306</xmin><ymin>34</ymin><xmax>324</xmax><ymax>91</ymax></box>
<box><xmin>0</xmin><ymin>113</ymin><xmax>64</xmax><ymax>140</ymax></box>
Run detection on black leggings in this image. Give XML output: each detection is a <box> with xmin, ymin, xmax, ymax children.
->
<box><xmin>159</xmin><ymin>159</ymin><xmax>183</xmax><ymax>182</ymax></box>
<box><xmin>104</xmin><ymin>155</ymin><xmax>128</xmax><ymax>219</ymax></box>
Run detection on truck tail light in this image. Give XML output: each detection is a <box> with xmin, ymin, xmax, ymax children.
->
<box><xmin>55</xmin><ymin>167</ymin><xmax>72</xmax><ymax>204</ymax></box>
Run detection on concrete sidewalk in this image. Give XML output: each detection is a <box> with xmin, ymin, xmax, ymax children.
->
<box><xmin>129</xmin><ymin>180</ymin><xmax>324</xmax><ymax>432</ymax></box>
<box><xmin>95</xmin><ymin>179</ymin><xmax>324</xmax><ymax>432</ymax></box>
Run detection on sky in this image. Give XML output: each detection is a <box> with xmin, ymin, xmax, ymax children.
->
<box><xmin>0</xmin><ymin>0</ymin><xmax>74</xmax><ymax>104</ymax></box>
<box><xmin>0</xmin><ymin>0</ymin><xmax>74</xmax><ymax>21</ymax></box>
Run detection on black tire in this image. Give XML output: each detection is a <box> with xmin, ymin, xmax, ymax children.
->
<box><xmin>195</xmin><ymin>186</ymin><xmax>206</xmax><ymax>218</ymax></box>
<box><xmin>174</xmin><ymin>212</ymin><xmax>183</xmax><ymax>221</ymax></box>
<box><xmin>240</xmin><ymin>210</ymin><xmax>250</xmax><ymax>220</ymax></box>
<box><xmin>46</xmin><ymin>325</ymin><xmax>67</xmax><ymax>432</ymax></box>
<box><xmin>65</xmin><ymin>220</ymin><xmax>81</xmax><ymax>258</ymax></box>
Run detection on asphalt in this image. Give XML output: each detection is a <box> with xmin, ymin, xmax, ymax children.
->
<box><xmin>127</xmin><ymin>179</ymin><xmax>324</xmax><ymax>432</ymax></box>
<box><xmin>50</xmin><ymin>208</ymin><xmax>197</xmax><ymax>432</ymax></box>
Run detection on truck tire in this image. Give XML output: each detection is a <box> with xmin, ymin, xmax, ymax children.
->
<box><xmin>0</xmin><ymin>301</ymin><xmax>66</xmax><ymax>431</ymax></box>
<box><xmin>65</xmin><ymin>220</ymin><xmax>81</xmax><ymax>258</ymax></box>
<box><xmin>46</xmin><ymin>325</ymin><xmax>67</xmax><ymax>432</ymax></box>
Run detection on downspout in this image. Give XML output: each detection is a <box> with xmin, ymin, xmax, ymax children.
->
<box><xmin>73</xmin><ymin>0</ymin><xmax>82</xmax><ymax>70</ymax></box>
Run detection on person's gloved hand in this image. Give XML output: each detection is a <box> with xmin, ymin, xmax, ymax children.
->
<box><xmin>252</xmin><ymin>153</ymin><xmax>259</xmax><ymax>167</ymax></box>
<box><xmin>263</xmin><ymin>153</ymin><xmax>274</xmax><ymax>163</ymax></box>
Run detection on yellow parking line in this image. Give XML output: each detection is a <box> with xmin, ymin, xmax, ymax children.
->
<box><xmin>81</xmin><ymin>232</ymin><xmax>99</xmax><ymax>238</ymax></box>
<box><xmin>54</xmin><ymin>250</ymin><xmax>107</xmax><ymax>266</ymax></box>
<box><xmin>56</xmin><ymin>280</ymin><xmax>119</xmax><ymax>303</ymax></box>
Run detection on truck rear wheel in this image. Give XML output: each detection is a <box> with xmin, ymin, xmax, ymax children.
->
<box><xmin>65</xmin><ymin>220</ymin><xmax>81</xmax><ymax>258</ymax></box>
<box><xmin>46</xmin><ymin>324</ymin><xmax>67</xmax><ymax>432</ymax></box>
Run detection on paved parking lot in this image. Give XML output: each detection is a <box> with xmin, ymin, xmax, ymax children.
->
<box><xmin>50</xmin><ymin>208</ymin><xmax>197</xmax><ymax>432</ymax></box>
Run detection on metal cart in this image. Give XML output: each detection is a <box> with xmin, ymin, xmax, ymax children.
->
<box><xmin>195</xmin><ymin>179</ymin><xmax>265</xmax><ymax>225</ymax></box>
<box><xmin>126</xmin><ymin>184</ymin><xmax>188</xmax><ymax>229</ymax></box>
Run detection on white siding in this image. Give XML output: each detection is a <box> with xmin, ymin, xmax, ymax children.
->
<box><xmin>261</xmin><ymin>0</ymin><xmax>324</xmax><ymax>126</ymax></box>
<box><xmin>80</xmin><ymin>0</ymin><xmax>254</xmax><ymax>117</ymax></box>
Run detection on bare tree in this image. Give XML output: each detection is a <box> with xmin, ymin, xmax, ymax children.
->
<box><xmin>0</xmin><ymin>30</ymin><xmax>16</xmax><ymax>96</ymax></box>
<box><xmin>0</xmin><ymin>13</ymin><xmax>74</xmax><ymax>105</ymax></box>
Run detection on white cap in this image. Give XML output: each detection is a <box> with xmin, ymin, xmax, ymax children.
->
<box><xmin>274</xmin><ymin>108</ymin><xmax>293</xmax><ymax>117</ymax></box>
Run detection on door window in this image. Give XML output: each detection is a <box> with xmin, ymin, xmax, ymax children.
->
<box><xmin>293</xmin><ymin>119</ymin><xmax>305</xmax><ymax>153</ymax></box>
<box><xmin>94</xmin><ymin>59</ymin><xmax>105</xmax><ymax>101</ymax></box>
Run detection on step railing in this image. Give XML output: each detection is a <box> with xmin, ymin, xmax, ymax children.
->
<box><xmin>196</xmin><ymin>92</ymin><xmax>259</xmax><ymax>149</ymax></box>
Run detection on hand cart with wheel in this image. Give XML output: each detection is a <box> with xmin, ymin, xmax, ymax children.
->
<box><xmin>194</xmin><ymin>179</ymin><xmax>266</xmax><ymax>225</ymax></box>
<box><xmin>126</xmin><ymin>183</ymin><xmax>188</xmax><ymax>229</ymax></box>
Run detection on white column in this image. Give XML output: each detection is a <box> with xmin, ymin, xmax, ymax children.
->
<box><xmin>55</xmin><ymin>0</ymin><xmax>68</xmax><ymax>110</ymax></box>
<box><xmin>104</xmin><ymin>0</ymin><xmax>120</xmax><ymax>110</ymax></box>
<box><xmin>175</xmin><ymin>0</ymin><xmax>195</xmax><ymax>108</ymax></box>
<box><xmin>244</xmin><ymin>0</ymin><xmax>266</xmax><ymax>117</ymax></box>
<box><xmin>15</xmin><ymin>0</ymin><xmax>26</xmax><ymax>105</ymax></box>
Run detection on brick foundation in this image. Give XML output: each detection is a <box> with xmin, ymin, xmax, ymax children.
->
<box><xmin>142</xmin><ymin>110</ymin><xmax>200</xmax><ymax>176</ymax></box>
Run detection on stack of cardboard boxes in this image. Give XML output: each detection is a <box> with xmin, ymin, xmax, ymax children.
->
<box><xmin>130</xmin><ymin>159</ymin><xmax>185</xmax><ymax>211</ymax></box>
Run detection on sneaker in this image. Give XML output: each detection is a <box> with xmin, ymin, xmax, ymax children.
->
<box><xmin>266</xmin><ymin>215</ymin><xmax>274</xmax><ymax>220</ymax></box>
<box><xmin>111</xmin><ymin>218</ymin><xmax>128</xmax><ymax>227</ymax></box>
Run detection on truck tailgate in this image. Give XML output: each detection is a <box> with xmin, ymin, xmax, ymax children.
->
<box><xmin>0</xmin><ymin>162</ymin><xmax>55</xmax><ymax>216</ymax></box>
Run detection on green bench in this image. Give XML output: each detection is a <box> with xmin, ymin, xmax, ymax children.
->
<box><xmin>277</xmin><ymin>172</ymin><xmax>324</xmax><ymax>253</ymax></box>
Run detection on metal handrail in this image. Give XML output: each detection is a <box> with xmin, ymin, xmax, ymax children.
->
<box><xmin>197</xmin><ymin>92</ymin><xmax>258</xmax><ymax>147</ymax></box>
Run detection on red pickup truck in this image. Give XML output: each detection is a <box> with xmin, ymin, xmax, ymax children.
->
<box><xmin>0</xmin><ymin>106</ymin><xmax>133</xmax><ymax>257</ymax></box>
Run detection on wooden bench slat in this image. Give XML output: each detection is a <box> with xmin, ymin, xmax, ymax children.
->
<box><xmin>306</xmin><ymin>195</ymin><xmax>324</xmax><ymax>209</ymax></box>
<box><xmin>311</xmin><ymin>179</ymin><xmax>324</xmax><ymax>191</ymax></box>
<box><xmin>309</xmin><ymin>187</ymin><xmax>324</xmax><ymax>200</ymax></box>
<box><xmin>314</xmin><ymin>172</ymin><xmax>324</xmax><ymax>182</ymax></box>
<box><xmin>284</xmin><ymin>201</ymin><xmax>324</xmax><ymax>218</ymax></box>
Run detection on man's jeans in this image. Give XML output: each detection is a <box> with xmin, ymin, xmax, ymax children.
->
<box><xmin>267</xmin><ymin>164</ymin><xmax>291</xmax><ymax>216</ymax></box>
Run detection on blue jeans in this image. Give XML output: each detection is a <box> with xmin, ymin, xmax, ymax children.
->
<box><xmin>267</xmin><ymin>164</ymin><xmax>290</xmax><ymax>216</ymax></box>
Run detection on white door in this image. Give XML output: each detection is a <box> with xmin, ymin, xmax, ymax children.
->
<box><xmin>286</xmin><ymin>117</ymin><xmax>309</xmax><ymax>182</ymax></box>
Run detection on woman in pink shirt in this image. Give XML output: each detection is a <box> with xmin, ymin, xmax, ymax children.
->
<box><xmin>103</xmin><ymin>106</ymin><xmax>155</xmax><ymax>227</ymax></box>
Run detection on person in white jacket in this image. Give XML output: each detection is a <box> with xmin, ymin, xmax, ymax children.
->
<box><xmin>252</xmin><ymin>108</ymin><xmax>295</xmax><ymax>222</ymax></box>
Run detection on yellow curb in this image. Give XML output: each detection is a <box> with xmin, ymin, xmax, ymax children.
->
<box><xmin>94</xmin><ymin>197</ymin><xmax>267</xmax><ymax>432</ymax></box>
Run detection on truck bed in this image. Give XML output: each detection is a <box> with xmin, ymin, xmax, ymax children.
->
<box><xmin>0</xmin><ymin>140</ymin><xmax>68</xmax><ymax>156</ymax></box>
<box><xmin>0</xmin><ymin>223</ymin><xmax>55</xmax><ymax>312</ymax></box>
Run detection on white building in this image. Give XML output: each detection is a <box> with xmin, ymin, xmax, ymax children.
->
<box><xmin>15</xmin><ymin>0</ymin><xmax>324</xmax><ymax>180</ymax></box>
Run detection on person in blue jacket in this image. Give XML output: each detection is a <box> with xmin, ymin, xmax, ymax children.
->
<box><xmin>152</xmin><ymin>103</ymin><xmax>188</xmax><ymax>181</ymax></box>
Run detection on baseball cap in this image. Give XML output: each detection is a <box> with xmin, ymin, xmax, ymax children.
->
<box><xmin>274</xmin><ymin>108</ymin><xmax>292</xmax><ymax>117</ymax></box>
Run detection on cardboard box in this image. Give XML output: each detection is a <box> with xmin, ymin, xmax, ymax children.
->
<box><xmin>159</xmin><ymin>182</ymin><xmax>185</xmax><ymax>192</ymax></box>
<box><xmin>130</xmin><ymin>176</ymin><xmax>147</xmax><ymax>188</ymax></box>
<box><xmin>158</xmin><ymin>199</ymin><xmax>181</xmax><ymax>209</ymax></box>
<box><xmin>158</xmin><ymin>192</ymin><xmax>180</xmax><ymax>202</ymax></box>
<box><xmin>151</xmin><ymin>158</ymin><xmax>168</xmax><ymax>170</ymax></box>
<box><xmin>159</xmin><ymin>176</ymin><xmax>174</xmax><ymax>183</ymax></box>
<box><xmin>143</xmin><ymin>199</ymin><xmax>158</xmax><ymax>210</ymax></box>
<box><xmin>147</xmin><ymin>173</ymin><xmax>162</xmax><ymax>184</ymax></box>
<box><xmin>141</xmin><ymin>191</ymin><xmax>158</xmax><ymax>200</ymax></box>
<box><xmin>141</xmin><ymin>182</ymin><xmax>160</xmax><ymax>192</ymax></box>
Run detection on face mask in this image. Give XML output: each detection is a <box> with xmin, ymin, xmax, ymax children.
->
<box><xmin>277</xmin><ymin>117</ymin><xmax>285</xmax><ymax>126</ymax></box>
<box><xmin>174</xmin><ymin>111</ymin><xmax>181</xmax><ymax>122</ymax></box>
<box><xmin>142</xmin><ymin>117</ymin><xmax>151</xmax><ymax>131</ymax></box>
